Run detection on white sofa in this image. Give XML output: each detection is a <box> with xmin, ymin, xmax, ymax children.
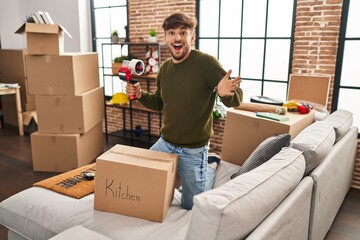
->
<box><xmin>0</xmin><ymin>109</ymin><xmax>357</xmax><ymax>240</ymax></box>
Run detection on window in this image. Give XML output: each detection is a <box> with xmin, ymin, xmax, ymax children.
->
<box><xmin>334</xmin><ymin>0</ymin><xmax>360</xmax><ymax>136</ymax></box>
<box><xmin>91</xmin><ymin>0</ymin><xmax>128</xmax><ymax>98</ymax></box>
<box><xmin>197</xmin><ymin>0</ymin><xmax>295</xmax><ymax>103</ymax></box>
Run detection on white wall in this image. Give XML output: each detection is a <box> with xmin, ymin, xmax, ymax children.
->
<box><xmin>0</xmin><ymin>0</ymin><xmax>92</xmax><ymax>52</ymax></box>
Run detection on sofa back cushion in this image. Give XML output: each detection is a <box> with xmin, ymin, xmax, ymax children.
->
<box><xmin>290</xmin><ymin>121</ymin><xmax>335</xmax><ymax>176</ymax></box>
<box><xmin>187</xmin><ymin>147</ymin><xmax>305</xmax><ymax>240</ymax></box>
<box><xmin>323</xmin><ymin>109</ymin><xmax>353</xmax><ymax>142</ymax></box>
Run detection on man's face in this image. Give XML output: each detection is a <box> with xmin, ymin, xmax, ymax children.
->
<box><xmin>164</xmin><ymin>26</ymin><xmax>195</xmax><ymax>63</ymax></box>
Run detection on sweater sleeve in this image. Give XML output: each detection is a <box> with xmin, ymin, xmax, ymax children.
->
<box><xmin>219</xmin><ymin>87</ymin><xmax>243</xmax><ymax>107</ymax></box>
<box><xmin>137</xmin><ymin>76</ymin><xmax>164</xmax><ymax>112</ymax></box>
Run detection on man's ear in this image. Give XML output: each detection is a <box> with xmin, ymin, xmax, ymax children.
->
<box><xmin>191</xmin><ymin>31</ymin><xmax>196</xmax><ymax>43</ymax></box>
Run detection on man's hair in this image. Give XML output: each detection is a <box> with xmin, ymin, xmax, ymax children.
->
<box><xmin>162</xmin><ymin>13</ymin><xmax>197</xmax><ymax>31</ymax></box>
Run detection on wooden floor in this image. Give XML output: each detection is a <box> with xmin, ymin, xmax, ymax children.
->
<box><xmin>0</xmin><ymin>124</ymin><xmax>360</xmax><ymax>239</ymax></box>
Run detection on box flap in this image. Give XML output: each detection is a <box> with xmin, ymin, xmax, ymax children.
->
<box><xmin>15</xmin><ymin>23</ymin><xmax>72</xmax><ymax>38</ymax></box>
<box><xmin>59</xmin><ymin>24</ymin><xmax>72</xmax><ymax>38</ymax></box>
<box><xmin>15</xmin><ymin>23</ymin><xmax>26</xmax><ymax>35</ymax></box>
<box><xmin>288</xmin><ymin>74</ymin><xmax>331</xmax><ymax>106</ymax></box>
<box><xmin>22</xmin><ymin>111</ymin><xmax>38</xmax><ymax>125</ymax></box>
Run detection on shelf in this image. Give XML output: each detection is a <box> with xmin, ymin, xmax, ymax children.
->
<box><xmin>109</xmin><ymin>130</ymin><xmax>159</xmax><ymax>146</ymax></box>
<box><xmin>103</xmin><ymin>42</ymin><xmax>167</xmax><ymax>47</ymax></box>
<box><xmin>102</xmin><ymin>41</ymin><xmax>163</xmax><ymax>145</ymax></box>
<box><xmin>106</xmin><ymin>101</ymin><xmax>160</xmax><ymax>113</ymax></box>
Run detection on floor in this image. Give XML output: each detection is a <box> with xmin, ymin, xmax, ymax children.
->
<box><xmin>0</xmin><ymin>124</ymin><xmax>359</xmax><ymax>239</ymax></box>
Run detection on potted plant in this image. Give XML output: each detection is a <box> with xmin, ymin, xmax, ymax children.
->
<box><xmin>111</xmin><ymin>30</ymin><xmax>119</xmax><ymax>43</ymax></box>
<box><xmin>111</xmin><ymin>54</ymin><xmax>137</xmax><ymax>75</ymax></box>
<box><xmin>148</xmin><ymin>28</ymin><xmax>157</xmax><ymax>43</ymax></box>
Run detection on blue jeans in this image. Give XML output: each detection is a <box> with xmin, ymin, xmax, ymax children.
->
<box><xmin>150</xmin><ymin>136</ymin><xmax>216</xmax><ymax>210</ymax></box>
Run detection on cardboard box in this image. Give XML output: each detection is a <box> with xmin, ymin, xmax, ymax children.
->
<box><xmin>15</xmin><ymin>23</ymin><xmax>72</xmax><ymax>55</ymax></box>
<box><xmin>0</xmin><ymin>49</ymin><xmax>27</xmax><ymax>77</ymax></box>
<box><xmin>221</xmin><ymin>109</ymin><xmax>315</xmax><ymax>166</ymax></box>
<box><xmin>1</xmin><ymin>98</ymin><xmax>19</xmax><ymax>127</ymax></box>
<box><xmin>94</xmin><ymin>144</ymin><xmax>178</xmax><ymax>222</ymax></box>
<box><xmin>26</xmin><ymin>53</ymin><xmax>100</xmax><ymax>95</ymax></box>
<box><xmin>288</xmin><ymin>74</ymin><xmax>331</xmax><ymax>106</ymax></box>
<box><xmin>35</xmin><ymin>86</ymin><xmax>104</xmax><ymax>134</ymax></box>
<box><xmin>31</xmin><ymin>122</ymin><xmax>103</xmax><ymax>172</ymax></box>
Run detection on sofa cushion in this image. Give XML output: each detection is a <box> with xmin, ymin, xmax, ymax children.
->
<box><xmin>0</xmin><ymin>187</ymin><xmax>191</xmax><ymax>240</ymax></box>
<box><xmin>290</xmin><ymin>121</ymin><xmax>335</xmax><ymax>176</ymax></box>
<box><xmin>188</xmin><ymin>147</ymin><xmax>305</xmax><ymax>240</ymax></box>
<box><xmin>324</xmin><ymin>109</ymin><xmax>353</xmax><ymax>142</ymax></box>
<box><xmin>49</xmin><ymin>225</ymin><xmax>111</xmax><ymax>240</ymax></box>
<box><xmin>231</xmin><ymin>134</ymin><xmax>291</xmax><ymax>179</ymax></box>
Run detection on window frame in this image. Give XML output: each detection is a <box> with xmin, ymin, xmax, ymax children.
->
<box><xmin>196</xmin><ymin>0</ymin><xmax>297</xmax><ymax>102</ymax></box>
<box><xmin>333</xmin><ymin>0</ymin><xmax>360</xmax><ymax>138</ymax></box>
<box><xmin>90</xmin><ymin>0</ymin><xmax>129</xmax><ymax>100</ymax></box>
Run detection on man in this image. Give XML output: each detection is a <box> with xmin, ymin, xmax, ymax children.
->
<box><xmin>126</xmin><ymin>13</ymin><xmax>243</xmax><ymax>210</ymax></box>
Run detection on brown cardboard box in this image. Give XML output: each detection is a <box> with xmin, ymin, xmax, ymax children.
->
<box><xmin>94</xmin><ymin>144</ymin><xmax>178</xmax><ymax>222</ymax></box>
<box><xmin>221</xmin><ymin>109</ymin><xmax>315</xmax><ymax>166</ymax></box>
<box><xmin>288</xmin><ymin>74</ymin><xmax>331</xmax><ymax>106</ymax></box>
<box><xmin>31</xmin><ymin>122</ymin><xmax>103</xmax><ymax>172</ymax></box>
<box><xmin>35</xmin><ymin>86</ymin><xmax>104</xmax><ymax>134</ymax></box>
<box><xmin>15</xmin><ymin>23</ymin><xmax>72</xmax><ymax>55</ymax></box>
<box><xmin>1</xmin><ymin>98</ymin><xmax>19</xmax><ymax>127</ymax></box>
<box><xmin>26</xmin><ymin>53</ymin><xmax>100</xmax><ymax>95</ymax></box>
<box><xmin>0</xmin><ymin>49</ymin><xmax>27</xmax><ymax>77</ymax></box>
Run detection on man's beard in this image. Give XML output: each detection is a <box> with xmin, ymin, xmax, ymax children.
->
<box><xmin>169</xmin><ymin>42</ymin><xmax>189</xmax><ymax>62</ymax></box>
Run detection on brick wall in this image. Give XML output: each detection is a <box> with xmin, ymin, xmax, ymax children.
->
<box><xmin>128</xmin><ymin>0</ymin><xmax>196</xmax><ymax>43</ymax></box>
<box><xmin>105</xmin><ymin>0</ymin><xmax>360</xmax><ymax>189</ymax></box>
<box><xmin>294</xmin><ymin>0</ymin><xmax>360</xmax><ymax>189</ymax></box>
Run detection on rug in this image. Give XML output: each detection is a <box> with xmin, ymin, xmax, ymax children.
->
<box><xmin>33</xmin><ymin>163</ymin><xmax>96</xmax><ymax>199</ymax></box>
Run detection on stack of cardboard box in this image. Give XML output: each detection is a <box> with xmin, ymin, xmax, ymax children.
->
<box><xmin>15</xmin><ymin>23</ymin><xmax>104</xmax><ymax>172</ymax></box>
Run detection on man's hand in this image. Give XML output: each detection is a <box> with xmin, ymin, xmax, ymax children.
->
<box><xmin>125</xmin><ymin>82</ymin><xmax>142</xmax><ymax>99</ymax></box>
<box><xmin>217</xmin><ymin>70</ymin><xmax>241</xmax><ymax>97</ymax></box>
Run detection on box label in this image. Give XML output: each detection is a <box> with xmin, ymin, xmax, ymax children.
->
<box><xmin>105</xmin><ymin>178</ymin><xmax>141</xmax><ymax>202</ymax></box>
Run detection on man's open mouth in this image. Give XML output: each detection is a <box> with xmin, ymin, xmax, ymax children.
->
<box><xmin>173</xmin><ymin>43</ymin><xmax>183</xmax><ymax>51</ymax></box>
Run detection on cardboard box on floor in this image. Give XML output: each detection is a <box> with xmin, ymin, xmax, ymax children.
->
<box><xmin>31</xmin><ymin>122</ymin><xmax>103</xmax><ymax>172</ymax></box>
<box><xmin>94</xmin><ymin>144</ymin><xmax>178</xmax><ymax>222</ymax></box>
<box><xmin>221</xmin><ymin>109</ymin><xmax>315</xmax><ymax>166</ymax></box>
<box><xmin>15</xmin><ymin>23</ymin><xmax>72</xmax><ymax>55</ymax></box>
<box><xmin>26</xmin><ymin>53</ymin><xmax>100</xmax><ymax>95</ymax></box>
<box><xmin>0</xmin><ymin>49</ymin><xmax>27</xmax><ymax>77</ymax></box>
<box><xmin>35</xmin><ymin>86</ymin><xmax>104</xmax><ymax>134</ymax></box>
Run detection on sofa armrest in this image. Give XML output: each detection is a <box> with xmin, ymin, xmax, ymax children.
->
<box><xmin>246</xmin><ymin>177</ymin><xmax>313</xmax><ymax>240</ymax></box>
<box><xmin>309</xmin><ymin>126</ymin><xmax>358</xmax><ymax>240</ymax></box>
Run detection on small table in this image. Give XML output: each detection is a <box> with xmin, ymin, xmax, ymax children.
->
<box><xmin>0</xmin><ymin>86</ymin><xmax>24</xmax><ymax>136</ymax></box>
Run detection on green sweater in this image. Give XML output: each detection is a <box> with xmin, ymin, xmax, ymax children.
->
<box><xmin>138</xmin><ymin>49</ymin><xmax>243</xmax><ymax>148</ymax></box>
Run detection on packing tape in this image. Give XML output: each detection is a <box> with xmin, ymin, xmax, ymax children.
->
<box><xmin>107</xmin><ymin>149</ymin><xmax>176</xmax><ymax>173</ymax></box>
